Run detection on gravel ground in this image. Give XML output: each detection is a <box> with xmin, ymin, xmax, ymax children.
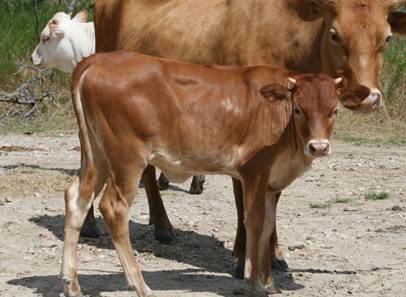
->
<box><xmin>0</xmin><ymin>134</ymin><xmax>405</xmax><ymax>297</ymax></box>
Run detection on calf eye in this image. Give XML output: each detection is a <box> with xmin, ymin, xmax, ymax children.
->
<box><xmin>332</xmin><ymin>108</ymin><xmax>339</xmax><ymax>117</ymax></box>
<box><xmin>294</xmin><ymin>107</ymin><xmax>301</xmax><ymax>115</ymax></box>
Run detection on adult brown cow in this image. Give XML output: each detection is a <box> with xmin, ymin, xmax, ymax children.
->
<box><xmin>88</xmin><ymin>0</ymin><xmax>406</xmax><ymax>275</ymax></box>
<box><xmin>62</xmin><ymin>51</ymin><xmax>355</xmax><ymax>297</ymax></box>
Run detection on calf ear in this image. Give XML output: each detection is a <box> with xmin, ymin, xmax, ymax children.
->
<box><xmin>260</xmin><ymin>84</ymin><xmax>292</xmax><ymax>102</ymax></box>
<box><xmin>73</xmin><ymin>10</ymin><xmax>88</xmax><ymax>23</ymax></box>
<box><xmin>389</xmin><ymin>11</ymin><xmax>406</xmax><ymax>35</ymax></box>
<box><xmin>49</xmin><ymin>20</ymin><xmax>64</xmax><ymax>37</ymax></box>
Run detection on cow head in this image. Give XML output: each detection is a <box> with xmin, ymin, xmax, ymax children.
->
<box><xmin>260</xmin><ymin>74</ymin><xmax>342</xmax><ymax>158</ymax></box>
<box><xmin>293</xmin><ymin>0</ymin><xmax>406</xmax><ymax>112</ymax></box>
<box><xmin>31</xmin><ymin>10</ymin><xmax>90</xmax><ymax>73</ymax></box>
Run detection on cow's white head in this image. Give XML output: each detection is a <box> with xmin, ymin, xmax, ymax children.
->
<box><xmin>31</xmin><ymin>10</ymin><xmax>94</xmax><ymax>73</ymax></box>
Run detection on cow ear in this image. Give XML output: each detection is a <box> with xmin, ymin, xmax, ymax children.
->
<box><xmin>49</xmin><ymin>20</ymin><xmax>64</xmax><ymax>37</ymax></box>
<box><xmin>389</xmin><ymin>11</ymin><xmax>406</xmax><ymax>35</ymax></box>
<box><xmin>260</xmin><ymin>84</ymin><xmax>292</xmax><ymax>102</ymax></box>
<box><xmin>73</xmin><ymin>10</ymin><xmax>88</xmax><ymax>23</ymax></box>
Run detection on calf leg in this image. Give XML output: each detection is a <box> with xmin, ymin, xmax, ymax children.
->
<box><xmin>61</xmin><ymin>162</ymin><xmax>106</xmax><ymax>297</ymax></box>
<box><xmin>189</xmin><ymin>175</ymin><xmax>205</xmax><ymax>194</ymax></box>
<box><xmin>242</xmin><ymin>175</ymin><xmax>269</xmax><ymax>296</ymax></box>
<box><xmin>99</xmin><ymin>169</ymin><xmax>153</xmax><ymax>297</ymax></box>
<box><xmin>142</xmin><ymin>165</ymin><xmax>175</xmax><ymax>244</ymax></box>
<box><xmin>270</xmin><ymin>192</ymin><xmax>288</xmax><ymax>271</ymax></box>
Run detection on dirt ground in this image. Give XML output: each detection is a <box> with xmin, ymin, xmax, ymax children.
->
<box><xmin>0</xmin><ymin>133</ymin><xmax>405</xmax><ymax>297</ymax></box>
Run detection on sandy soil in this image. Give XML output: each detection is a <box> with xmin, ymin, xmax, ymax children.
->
<box><xmin>0</xmin><ymin>134</ymin><xmax>405</xmax><ymax>297</ymax></box>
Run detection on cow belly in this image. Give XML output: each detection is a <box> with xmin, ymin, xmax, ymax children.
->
<box><xmin>148</xmin><ymin>151</ymin><xmax>237</xmax><ymax>183</ymax></box>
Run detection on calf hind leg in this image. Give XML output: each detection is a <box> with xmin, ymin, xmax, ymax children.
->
<box><xmin>189</xmin><ymin>175</ymin><xmax>205</xmax><ymax>194</ymax></box>
<box><xmin>100</xmin><ymin>167</ymin><xmax>154</xmax><ymax>297</ymax></box>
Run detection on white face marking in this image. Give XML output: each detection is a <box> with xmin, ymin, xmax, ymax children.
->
<box><xmin>221</xmin><ymin>98</ymin><xmax>234</xmax><ymax>111</ymax></box>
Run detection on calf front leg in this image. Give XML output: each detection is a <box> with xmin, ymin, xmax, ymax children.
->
<box><xmin>142</xmin><ymin>165</ymin><xmax>175</xmax><ymax>244</ymax></box>
<box><xmin>189</xmin><ymin>175</ymin><xmax>205</xmax><ymax>194</ymax></box>
<box><xmin>242</xmin><ymin>175</ymin><xmax>269</xmax><ymax>296</ymax></box>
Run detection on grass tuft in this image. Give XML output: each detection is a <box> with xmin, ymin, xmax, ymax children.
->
<box><xmin>364</xmin><ymin>191</ymin><xmax>390</xmax><ymax>201</ymax></box>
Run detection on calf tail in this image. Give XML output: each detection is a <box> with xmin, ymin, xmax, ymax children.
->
<box><xmin>71</xmin><ymin>56</ymin><xmax>96</xmax><ymax>183</ymax></box>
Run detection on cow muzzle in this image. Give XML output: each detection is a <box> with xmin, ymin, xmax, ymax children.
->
<box><xmin>305</xmin><ymin>139</ymin><xmax>331</xmax><ymax>158</ymax></box>
<box><xmin>359</xmin><ymin>89</ymin><xmax>383</xmax><ymax>112</ymax></box>
<box><xmin>31</xmin><ymin>51</ymin><xmax>42</xmax><ymax>66</ymax></box>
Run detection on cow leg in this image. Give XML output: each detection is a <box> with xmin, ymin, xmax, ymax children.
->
<box><xmin>242</xmin><ymin>175</ymin><xmax>269</xmax><ymax>296</ymax></box>
<box><xmin>80</xmin><ymin>205</ymin><xmax>101</xmax><ymax>238</ymax></box>
<box><xmin>99</xmin><ymin>167</ymin><xmax>154</xmax><ymax>297</ymax></box>
<box><xmin>157</xmin><ymin>172</ymin><xmax>170</xmax><ymax>190</ymax></box>
<box><xmin>270</xmin><ymin>192</ymin><xmax>288</xmax><ymax>271</ymax></box>
<box><xmin>231</xmin><ymin>178</ymin><xmax>246</xmax><ymax>279</ymax></box>
<box><xmin>61</xmin><ymin>159</ymin><xmax>107</xmax><ymax>297</ymax></box>
<box><xmin>142</xmin><ymin>165</ymin><xmax>175</xmax><ymax>244</ymax></box>
<box><xmin>189</xmin><ymin>175</ymin><xmax>205</xmax><ymax>194</ymax></box>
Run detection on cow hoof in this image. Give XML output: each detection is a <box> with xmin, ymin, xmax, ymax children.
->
<box><xmin>154</xmin><ymin>228</ymin><xmax>176</xmax><ymax>244</ymax></box>
<box><xmin>189</xmin><ymin>183</ymin><xmax>204</xmax><ymax>195</ymax></box>
<box><xmin>80</xmin><ymin>222</ymin><xmax>100</xmax><ymax>238</ymax></box>
<box><xmin>233</xmin><ymin>262</ymin><xmax>245</xmax><ymax>279</ymax></box>
<box><xmin>157</xmin><ymin>175</ymin><xmax>170</xmax><ymax>191</ymax></box>
<box><xmin>271</xmin><ymin>255</ymin><xmax>289</xmax><ymax>271</ymax></box>
<box><xmin>266</xmin><ymin>285</ymin><xmax>282</xmax><ymax>295</ymax></box>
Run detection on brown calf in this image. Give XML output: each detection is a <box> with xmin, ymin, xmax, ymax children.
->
<box><xmin>61</xmin><ymin>52</ymin><xmax>349</xmax><ymax>296</ymax></box>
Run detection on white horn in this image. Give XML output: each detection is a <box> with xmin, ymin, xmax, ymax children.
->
<box><xmin>288</xmin><ymin>77</ymin><xmax>297</xmax><ymax>85</ymax></box>
<box><xmin>334</xmin><ymin>77</ymin><xmax>343</xmax><ymax>85</ymax></box>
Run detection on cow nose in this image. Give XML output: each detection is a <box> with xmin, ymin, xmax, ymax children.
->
<box><xmin>307</xmin><ymin>140</ymin><xmax>330</xmax><ymax>157</ymax></box>
<box><xmin>364</xmin><ymin>89</ymin><xmax>382</xmax><ymax>111</ymax></box>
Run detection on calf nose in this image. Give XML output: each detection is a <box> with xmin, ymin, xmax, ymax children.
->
<box><xmin>307</xmin><ymin>140</ymin><xmax>330</xmax><ymax>157</ymax></box>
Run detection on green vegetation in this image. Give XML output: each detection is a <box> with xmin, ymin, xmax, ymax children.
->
<box><xmin>364</xmin><ymin>191</ymin><xmax>390</xmax><ymax>201</ymax></box>
<box><xmin>309</xmin><ymin>197</ymin><xmax>352</xmax><ymax>209</ymax></box>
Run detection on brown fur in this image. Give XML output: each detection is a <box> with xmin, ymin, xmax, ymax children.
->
<box><xmin>62</xmin><ymin>52</ymin><xmax>345</xmax><ymax>296</ymax></box>
<box><xmin>89</xmin><ymin>0</ymin><xmax>406</xmax><ymax>280</ymax></box>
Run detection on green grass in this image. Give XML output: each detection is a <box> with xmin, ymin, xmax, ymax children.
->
<box><xmin>364</xmin><ymin>191</ymin><xmax>390</xmax><ymax>201</ymax></box>
<box><xmin>309</xmin><ymin>197</ymin><xmax>352</xmax><ymax>209</ymax></box>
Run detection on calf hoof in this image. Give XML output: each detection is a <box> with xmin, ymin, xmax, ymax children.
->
<box><xmin>80</xmin><ymin>222</ymin><xmax>100</xmax><ymax>238</ymax></box>
<box><xmin>157</xmin><ymin>174</ymin><xmax>170</xmax><ymax>190</ymax></box>
<box><xmin>233</xmin><ymin>262</ymin><xmax>245</xmax><ymax>279</ymax></box>
<box><xmin>266</xmin><ymin>285</ymin><xmax>282</xmax><ymax>295</ymax></box>
<box><xmin>154</xmin><ymin>228</ymin><xmax>176</xmax><ymax>244</ymax></box>
<box><xmin>271</xmin><ymin>256</ymin><xmax>289</xmax><ymax>271</ymax></box>
<box><xmin>61</xmin><ymin>277</ymin><xmax>81</xmax><ymax>297</ymax></box>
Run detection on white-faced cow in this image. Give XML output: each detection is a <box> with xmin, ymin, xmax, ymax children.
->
<box><xmin>61</xmin><ymin>51</ymin><xmax>366</xmax><ymax>297</ymax></box>
<box><xmin>85</xmin><ymin>0</ymin><xmax>406</xmax><ymax>276</ymax></box>
<box><xmin>31</xmin><ymin>10</ymin><xmax>94</xmax><ymax>73</ymax></box>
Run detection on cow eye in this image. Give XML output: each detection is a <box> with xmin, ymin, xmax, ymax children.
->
<box><xmin>330</xmin><ymin>28</ymin><xmax>339</xmax><ymax>43</ymax></box>
<box><xmin>386</xmin><ymin>35</ymin><xmax>392</xmax><ymax>43</ymax></box>
<box><xmin>332</xmin><ymin>108</ymin><xmax>339</xmax><ymax>117</ymax></box>
<box><xmin>294</xmin><ymin>107</ymin><xmax>301</xmax><ymax>115</ymax></box>
<box><xmin>42</xmin><ymin>36</ymin><xmax>50</xmax><ymax>43</ymax></box>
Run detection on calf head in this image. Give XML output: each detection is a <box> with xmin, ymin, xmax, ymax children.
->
<box><xmin>31</xmin><ymin>10</ymin><xmax>91</xmax><ymax>73</ymax></box>
<box><xmin>260</xmin><ymin>74</ymin><xmax>342</xmax><ymax>158</ymax></box>
<box><xmin>293</xmin><ymin>0</ymin><xmax>406</xmax><ymax>112</ymax></box>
